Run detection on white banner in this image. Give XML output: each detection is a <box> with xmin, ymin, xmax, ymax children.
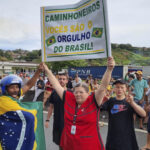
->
<box><xmin>41</xmin><ymin>0</ymin><xmax>111</xmax><ymax>62</ymax></box>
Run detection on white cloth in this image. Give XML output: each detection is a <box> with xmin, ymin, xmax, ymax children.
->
<box><xmin>32</xmin><ymin>89</ymin><xmax>44</xmax><ymax>102</ymax></box>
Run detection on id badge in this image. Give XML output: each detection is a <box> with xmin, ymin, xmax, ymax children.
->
<box><xmin>71</xmin><ymin>125</ymin><xmax>76</xmax><ymax>135</ymax></box>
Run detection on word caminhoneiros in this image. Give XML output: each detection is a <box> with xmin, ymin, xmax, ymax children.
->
<box><xmin>45</xmin><ymin>1</ymin><xmax>100</xmax><ymax>22</ymax></box>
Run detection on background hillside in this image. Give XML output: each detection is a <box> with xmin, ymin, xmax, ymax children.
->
<box><xmin>0</xmin><ymin>43</ymin><xmax>150</xmax><ymax>72</ymax></box>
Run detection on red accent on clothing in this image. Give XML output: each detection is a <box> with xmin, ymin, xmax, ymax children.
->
<box><xmin>60</xmin><ymin>91</ymin><xmax>105</xmax><ymax>150</ymax></box>
<box><xmin>45</xmin><ymin>81</ymin><xmax>53</xmax><ymax>92</ymax></box>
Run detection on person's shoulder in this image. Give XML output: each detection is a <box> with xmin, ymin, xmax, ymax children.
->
<box><xmin>51</xmin><ymin>90</ymin><xmax>57</xmax><ymax>95</ymax></box>
<box><xmin>132</xmin><ymin>79</ymin><xmax>137</xmax><ymax>82</ymax></box>
<box><xmin>65</xmin><ymin>90</ymin><xmax>74</xmax><ymax>96</ymax></box>
<box><xmin>142</xmin><ymin>78</ymin><xmax>148</xmax><ymax>83</ymax></box>
<box><xmin>107</xmin><ymin>97</ymin><xmax>119</xmax><ymax>105</ymax></box>
<box><xmin>109</xmin><ymin>97</ymin><xmax>116</xmax><ymax>101</ymax></box>
<box><xmin>129</xmin><ymin>79</ymin><xmax>136</xmax><ymax>85</ymax></box>
<box><xmin>67</xmin><ymin>88</ymin><xmax>73</xmax><ymax>92</ymax></box>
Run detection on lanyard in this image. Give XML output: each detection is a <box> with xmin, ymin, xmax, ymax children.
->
<box><xmin>73</xmin><ymin>104</ymin><xmax>78</xmax><ymax>124</ymax></box>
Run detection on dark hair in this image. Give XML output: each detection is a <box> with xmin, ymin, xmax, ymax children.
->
<box><xmin>113</xmin><ymin>79</ymin><xmax>126</xmax><ymax>85</ymax></box>
<box><xmin>58</xmin><ymin>73</ymin><xmax>68</xmax><ymax>77</ymax></box>
<box><xmin>58</xmin><ymin>73</ymin><xmax>68</xmax><ymax>80</ymax></box>
<box><xmin>74</xmin><ymin>82</ymin><xmax>89</xmax><ymax>93</ymax></box>
<box><xmin>129</xmin><ymin>74</ymin><xmax>135</xmax><ymax>79</ymax></box>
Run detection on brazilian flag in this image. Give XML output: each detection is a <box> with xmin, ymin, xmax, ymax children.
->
<box><xmin>46</xmin><ymin>36</ymin><xmax>56</xmax><ymax>47</ymax></box>
<box><xmin>0</xmin><ymin>96</ymin><xmax>46</xmax><ymax>150</ymax></box>
<box><xmin>92</xmin><ymin>28</ymin><xmax>103</xmax><ymax>38</ymax></box>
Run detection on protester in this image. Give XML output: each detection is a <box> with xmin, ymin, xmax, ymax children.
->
<box><xmin>85</xmin><ymin>79</ymin><xmax>93</xmax><ymax>93</ymax></box>
<box><xmin>72</xmin><ymin>73</ymin><xmax>82</xmax><ymax>88</ymax></box>
<box><xmin>143</xmin><ymin>79</ymin><xmax>150</xmax><ymax>125</ymax></box>
<box><xmin>45</xmin><ymin>73</ymin><xmax>71</xmax><ymax>150</ymax></box>
<box><xmin>141</xmin><ymin>103</ymin><xmax>150</xmax><ymax>150</ymax></box>
<box><xmin>101</xmin><ymin>79</ymin><xmax>146</xmax><ymax>150</ymax></box>
<box><xmin>146</xmin><ymin>79</ymin><xmax>150</xmax><ymax>104</ymax></box>
<box><xmin>129</xmin><ymin>71</ymin><xmax>148</xmax><ymax>129</ymax></box>
<box><xmin>87</xmin><ymin>74</ymin><xmax>94</xmax><ymax>84</ymax></box>
<box><xmin>43</xmin><ymin>78</ymin><xmax>53</xmax><ymax>108</ymax></box>
<box><xmin>124</xmin><ymin>72</ymin><xmax>135</xmax><ymax>83</ymax></box>
<box><xmin>21</xmin><ymin>73</ymin><xmax>29</xmax><ymax>86</ymax></box>
<box><xmin>32</xmin><ymin>75</ymin><xmax>45</xmax><ymax>102</ymax></box>
<box><xmin>141</xmin><ymin>79</ymin><xmax>150</xmax><ymax>150</ymax></box>
<box><xmin>43</xmin><ymin>57</ymin><xmax>115</xmax><ymax>150</ymax></box>
<box><xmin>92</xmin><ymin>78</ymin><xmax>100</xmax><ymax>91</ymax></box>
<box><xmin>66</xmin><ymin>76</ymin><xmax>73</xmax><ymax>89</ymax></box>
<box><xmin>0</xmin><ymin>63</ymin><xmax>46</xmax><ymax>150</ymax></box>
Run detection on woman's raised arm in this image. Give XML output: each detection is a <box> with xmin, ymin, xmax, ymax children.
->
<box><xmin>43</xmin><ymin>63</ymin><xmax>64</xmax><ymax>100</ymax></box>
<box><xmin>95</xmin><ymin>57</ymin><xmax>115</xmax><ymax>106</ymax></box>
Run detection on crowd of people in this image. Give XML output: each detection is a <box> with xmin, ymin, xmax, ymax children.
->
<box><xmin>0</xmin><ymin>58</ymin><xmax>150</xmax><ymax>150</ymax></box>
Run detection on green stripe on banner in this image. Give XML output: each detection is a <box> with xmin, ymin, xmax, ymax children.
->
<box><xmin>47</xmin><ymin>51</ymin><xmax>104</xmax><ymax>58</ymax></box>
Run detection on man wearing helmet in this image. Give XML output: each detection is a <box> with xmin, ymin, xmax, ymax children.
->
<box><xmin>0</xmin><ymin>63</ymin><xmax>43</xmax><ymax>99</ymax></box>
<box><xmin>0</xmin><ymin>63</ymin><xmax>46</xmax><ymax>150</ymax></box>
<box><xmin>4</xmin><ymin>78</ymin><xmax>22</xmax><ymax>99</ymax></box>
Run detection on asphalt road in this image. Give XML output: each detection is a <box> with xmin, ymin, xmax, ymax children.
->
<box><xmin>43</xmin><ymin>111</ymin><xmax>147</xmax><ymax>150</ymax></box>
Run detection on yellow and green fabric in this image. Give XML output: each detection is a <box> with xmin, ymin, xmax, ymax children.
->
<box><xmin>0</xmin><ymin>96</ymin><xmax>46</xmax><ymax>150</ymax></box>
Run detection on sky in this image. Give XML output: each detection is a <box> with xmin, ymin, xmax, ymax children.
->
<box><xmin>0</xmin><ymin>0</ymin><xmax>150</xmax><ymax>50</ymax></box>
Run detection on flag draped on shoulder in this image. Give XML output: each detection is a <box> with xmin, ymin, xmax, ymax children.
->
<box><xmin>0</xmin><ymin>96</ymin><xmax>46</xmax><ymax>150</ymax></box>
<box><xmin>41</xmin><ymin>0</ymin><xmax>111</xmax><ymax>62</ymax></box>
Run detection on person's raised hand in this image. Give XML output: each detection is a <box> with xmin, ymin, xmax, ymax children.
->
<box><xmin>124</xmin><ymin>90</ymin><xmax>134</xmax><ymax>105</ymax></box>
<box><xmin>107</xmin><ymin>57</ymin><xmax>115</xmax><ymax>71</ymax></box>
<box><xmin>42</xmin><ymin>63</ymin><xmax>50</xmax><ymax>72</ymax></box>
<box><xmin>38</xmin><ymin>62</ymin><xmax>44</xmax><ymax>72</ymax></box>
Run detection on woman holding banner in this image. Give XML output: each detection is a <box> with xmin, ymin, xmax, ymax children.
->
<box><xmin>43</xmin><ymin>57</ymin><xmax>115</xmax><ymax>150</ymax></box>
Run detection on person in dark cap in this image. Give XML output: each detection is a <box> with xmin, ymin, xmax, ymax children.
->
<box><xmin>101</xmin><ymin>79</ymin><xmax>146</xmax><ymax>150</ymax></box>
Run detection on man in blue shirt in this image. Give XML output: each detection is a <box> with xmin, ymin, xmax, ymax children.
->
<box><xmin>129</xmin><ymin>70</ymin><xmax>148</xmax><ymax>129</ymax></box>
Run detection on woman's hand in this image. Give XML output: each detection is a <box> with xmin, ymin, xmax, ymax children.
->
<box><xmin>38</xmin><ymin>62</ymin><xmax>45</xmax><ymax>72</ymax></box>
<box><xmin>42</xmin><ymin>63</ymin><xmax>50</xmax><ymax>73</ymax></box>
<box><xmin>107</xmin><ymin>57</ymin><xmax>115</xmax><ymax>71</ymax></box>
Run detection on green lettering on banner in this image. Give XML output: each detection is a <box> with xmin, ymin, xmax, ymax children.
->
<box><xmin>45</xmin><ymin>16</ymin><xmax>49</xmax><ymax>22</ymax></box>
<box><xmin>82</xmin><ymin>8</ymin><xmax>87</xmax><ymax>16</ymax></box>
<box><xmin>96</xmin><ymin>1</ymin><xmax>100</xmax><ymax>9</ymax></box>
<box><xmin>75</xmin><ymin>45</ymin><xmax>79</xmax><ymax>51</ymax></box>
<box><xmin>50</xmin><ymin>15</ymin><xmax>54</xmax><ymax>21</ymax></box>
<box><xmin>46</xmin><ymin>0</ymin><xmax>101</xmax><ymax>22</ymax></box>
<box><xmin>80</xmin><ymin>44</ymin><xmax>84</xmax><ymax>50</ymax></box>
<box><xmin>70</xmin><ymin>45</ymin><xmax>75</xmax><ymax>51</ymax></box>
<box><xmin>54</xmin><ymin>14</ymin><xmax>60</xmax><ymax>21</ymax></box>
<box><xmin>65</xmin><ymin>42</ymin><xmax>93</xmax><ymax>52</ymax></box>
<box><xmin>54</xmin><ymin>46</ymin><xmax>63</xmax><ymax>53</ymax></box>
<box><xmin>65</xmin><ymin>45</ymin><xmax>69</xmax><ymax>52</ymax></box>
<box><xmin>68</xmin><ymin>13</ymin><xmax>74</xmax><ymax>20</ymax></box>
<box><xmin>63</xmin><ymin>14</ymin><xmax>68</xmax><ymax>20</ymax></box>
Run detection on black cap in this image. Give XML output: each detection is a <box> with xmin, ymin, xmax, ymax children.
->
<box><xmin>113</xmin><ymin>79</ymin><xmax>126</xmax><ymax>85</ymax></box>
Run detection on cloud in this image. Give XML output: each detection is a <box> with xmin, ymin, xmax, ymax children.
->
<box><xmin>0</xmin><ymin>0</ymin><xmax>150</xmax><ymax>50</ymax></box>
<box><xmin>0</xmin><ymin>18</ymin><xmax>36</xmax><ymax>41</ymax></box>
<box><xmin>107</xmin><ymin>0</ymin><xmax>150</xmax><ymax>47</ymax></box>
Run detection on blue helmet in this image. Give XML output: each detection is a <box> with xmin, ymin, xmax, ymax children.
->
<box><xmin>0</xmin><ymin>75</ymin><xmax>23</xmax><ymax>95</ymax></box>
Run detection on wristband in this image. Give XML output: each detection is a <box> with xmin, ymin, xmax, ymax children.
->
<box><xmin>46</xmin><ymin>120</ymin><xmax>49</xmax><ymax>122</ymax></box>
